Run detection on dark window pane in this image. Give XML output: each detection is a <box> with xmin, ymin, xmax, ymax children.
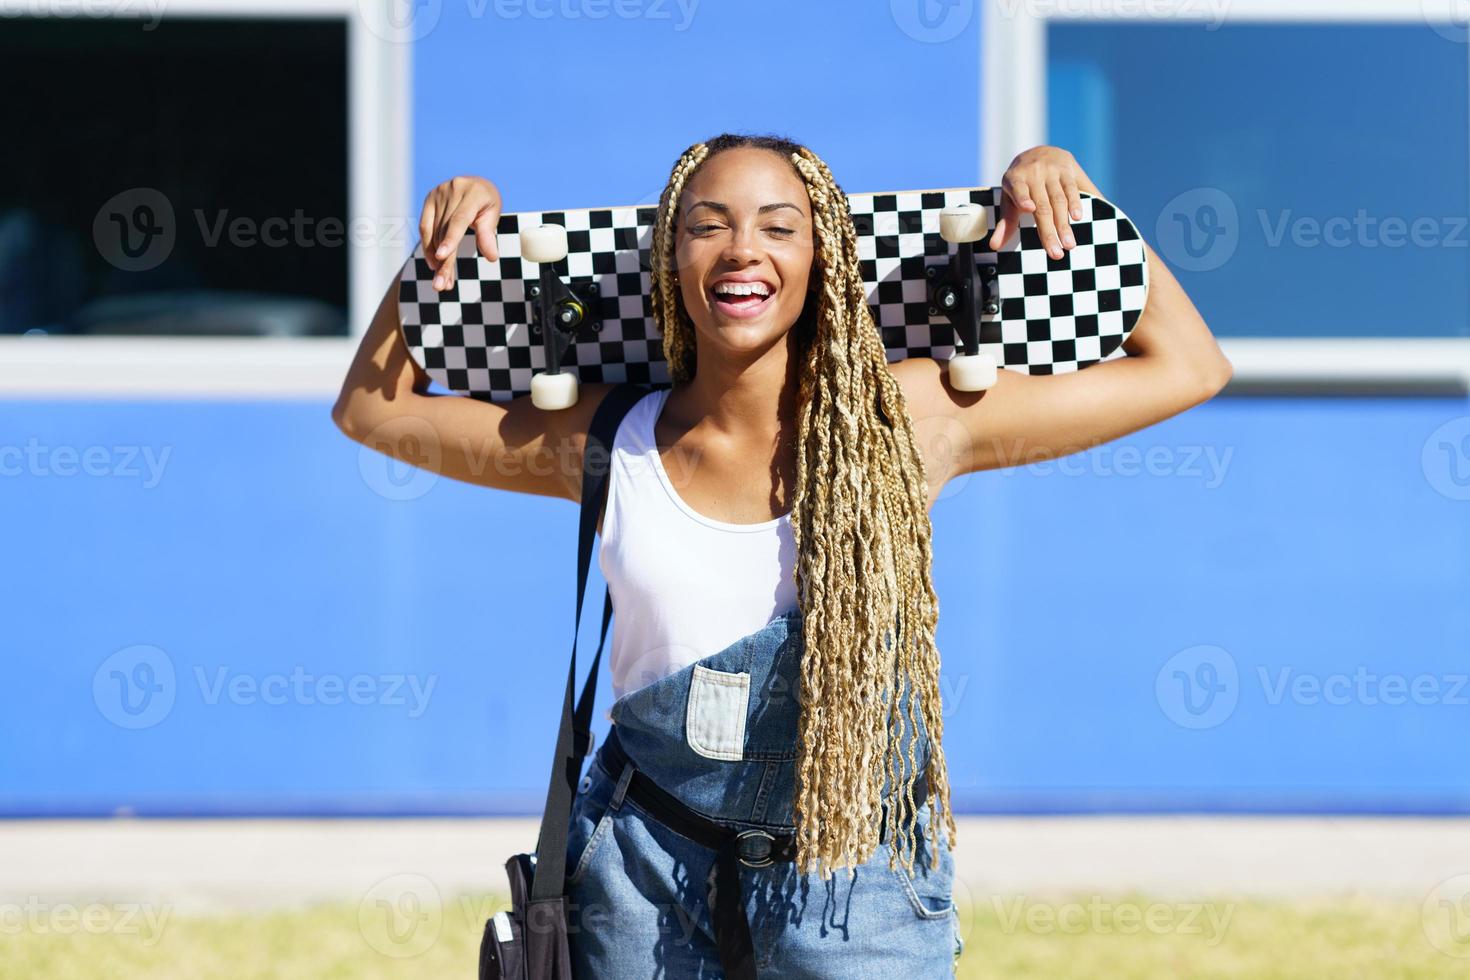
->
<box><xmin>0</xmin><ymin>17</ymin><xmax>349</xmax><ymax>336</ymax></box>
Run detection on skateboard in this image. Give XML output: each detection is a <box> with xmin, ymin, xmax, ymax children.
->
<box><xmin>397</xmin><ymin>187</ymin><xmax>1149</xmax><ymax>409</ymax></box>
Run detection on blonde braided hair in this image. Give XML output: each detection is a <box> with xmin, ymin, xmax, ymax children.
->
<box><xmin>649</xmin><ymin>134</ymin><xmax>957</xmax><ymax>882</ymax></box>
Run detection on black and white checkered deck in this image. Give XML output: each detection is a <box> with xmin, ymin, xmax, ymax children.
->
<box><xmin>398</xmin><ymin>189</ymin><xmax>1148</xmax><ymax>401</ymax></box>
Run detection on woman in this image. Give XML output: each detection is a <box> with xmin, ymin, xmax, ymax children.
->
<box><xmin>333</xmin><ymin>134</ymin><xmax>1232</xmax><ymax>977</ymax></box>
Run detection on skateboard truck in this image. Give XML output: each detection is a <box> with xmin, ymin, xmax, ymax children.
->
<box><xmin>927</xmin><ymin>204</ymin><xmax>999</xmax><ymax>392</ymax></box>
<box><xmin>521</xmin><ymin>223</ymin><xmax>601</xmax><ymax>410</ymax></box>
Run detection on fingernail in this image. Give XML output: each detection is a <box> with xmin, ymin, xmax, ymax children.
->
<box><xmin>433</xmin><ymin>275</ymin><xmax>444</xmax><ymax>289</ymax></box>
<box><xmin>1071</xmin><ymin>208</ymin><xmax>1082</xmax><ymax>220</ymax></box>
<box><xmin>435</xmin><ymin>244</ymin><xmax>448</xmax><ymax>258</ymax></box>
<box><xmin>1064</xmin><ymin>234</ymin><xmax>1075</xmax><ymax>247</ymax></box>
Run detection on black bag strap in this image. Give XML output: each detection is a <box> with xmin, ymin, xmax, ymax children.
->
<box><xmin>530</xmin><ymin>381</ymin><xmax>650</xmax><ymax>900</ymax></box>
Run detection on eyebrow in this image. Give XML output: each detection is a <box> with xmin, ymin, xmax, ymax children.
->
<box><xmin>684</xmin><ymin>200</ymin><xmax>806</xmax><ymax>217</ymax></box>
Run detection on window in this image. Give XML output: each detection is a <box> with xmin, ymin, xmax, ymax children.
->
<box><xmin>1048</xmin><ymin>21</ymin><xmax>1468</xmax><ymax>340</ymax></box>
<box><xmin>1</xmin><ymin>16</ymin><xmax>349</xmax><ymax>337</ymax></box>
<box><xmin>983</xmin><ymin>3</ymin><xmax>1470</xmax><ymax>387</ymax></box>
<box><xmin>0</xmin><ymin>2</ymin><xmax>407</xmax><ymax>396</ymax></box>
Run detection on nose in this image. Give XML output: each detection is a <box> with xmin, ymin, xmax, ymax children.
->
<box><xmin>720</xmin><ymin>220</ymin><xmax>761</xmax><ymax>265</ymax></box>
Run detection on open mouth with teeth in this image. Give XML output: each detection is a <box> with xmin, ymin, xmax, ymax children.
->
<box><xmin>709</xmin><ymin>279</ymin><xmax>776</xmax><ymax>319</ymax></box>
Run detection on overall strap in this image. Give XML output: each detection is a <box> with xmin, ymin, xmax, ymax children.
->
<box><xmin>530</xmin><ymin>381</ymin><xmax>650</xmax><ymax>900</ymax></box>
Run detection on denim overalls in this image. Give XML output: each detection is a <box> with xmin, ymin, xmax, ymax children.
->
<box><xmin>562</xmin><ymin>608</ymin><xmax>964</xmax><ymax>978</ymax></box>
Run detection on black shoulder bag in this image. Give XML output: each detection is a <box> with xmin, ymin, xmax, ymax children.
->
<box><xmin>479</xmin><ymin>381</ymin><xmax>650</xmax><ymax>980</ymax></box>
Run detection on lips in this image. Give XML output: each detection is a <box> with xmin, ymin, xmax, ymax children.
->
<box><xmin>708</xmin><ymin>276</ymin><xmax>776</xmax><ymax>320</ymax></box>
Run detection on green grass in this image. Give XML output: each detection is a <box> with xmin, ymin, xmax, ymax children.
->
<box><xmin>3</xmin><ymin>891</ymin><xmax>1466</xmax><ymax>979</ymax></box>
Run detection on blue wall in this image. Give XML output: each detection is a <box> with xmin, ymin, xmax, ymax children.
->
<box><xmin>4</xmin><ymin>5</ymin><xmax>1469</xmax><ymax>815</ymax></box>
<box><xmin>412</xmin><ymin>0</ymin><xmax>982</xmax><ymax>210</ymax></box>
<box><xmin>4</xmin><ymin>396</ymin><xmax>1469</xmax><ymax>815</ymax></box>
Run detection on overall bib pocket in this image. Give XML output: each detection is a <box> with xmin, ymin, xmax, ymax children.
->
<box><xmin>685</xmin><ymin>664</ymin><xmax>750</xmax><ymax>761</ymax></box>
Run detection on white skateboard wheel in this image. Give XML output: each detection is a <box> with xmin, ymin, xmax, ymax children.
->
<box><xmin>948</xmin><ymin>352</ymin><xmax>997</xmax><ymax>392</ymax></box>
<box><xmin>530</xmin><ymin>371</ymin><xmax>578</xmax><ymax>410</ymax></box>
<box><xmin>521</xmin><ymin>224</ymin><xmax>569</xmax><ymax>264</ymax></box>
<box><xmin>939</xmin><ymin>204</ymin><xmax>989</xmax><ymax>244</ymax></box>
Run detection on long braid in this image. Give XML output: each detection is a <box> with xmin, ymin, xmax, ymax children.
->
<box><xmin>651</xmin><ymin>143</ymin><xmax>709</xmax><ymax>380</ymax></box>
<box><xmin>648</xmin><ymin>135</ymin><xmax>957</xmax><ymax>882</ymax></box>
<box><xmin>798</xmin><ymin>148</ymin><xmax>957</xmax><ymax>875</ymax></box>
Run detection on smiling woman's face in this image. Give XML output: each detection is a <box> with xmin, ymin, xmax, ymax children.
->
<box><xmin>672</xmin><ymin>146</ymin><xmax>816</xmax><ymax>363</ymax></box>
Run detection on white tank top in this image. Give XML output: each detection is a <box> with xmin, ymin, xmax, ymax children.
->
<box><xmin>599</xmin><ymin>388</ymin><xmax>798</xmax><ymax>712</ymax></box>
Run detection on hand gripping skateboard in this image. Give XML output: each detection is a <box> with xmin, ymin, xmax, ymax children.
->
<box><xmin>397</xmin><ymin>187</ymin><xmax>1149</xmax><ymax>409</ymax></box>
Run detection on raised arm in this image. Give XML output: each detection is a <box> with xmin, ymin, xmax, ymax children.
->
<box><xmin>330</xmin><ymin>176</ymin><xmax>611</xmax><ymax>502</ymax></box>
<box><xmin>895</xmin><ymin>146</ymin><xmax>1233</xmax><ymax>494</ymax></box>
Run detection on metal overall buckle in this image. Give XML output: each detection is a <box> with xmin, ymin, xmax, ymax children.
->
<box><xmin>734</xmin><ymin>828</ymin><xmax>776</xmax><ymax>868</ymax></box>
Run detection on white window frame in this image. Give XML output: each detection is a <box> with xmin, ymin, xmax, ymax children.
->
<box><xmin>982</xmin><ymin>0</ymin><xmax>1470</xmax><ymax>392</ymax></box>
<box><xmin>0</xmin><ymin>0</ymin><xmax>409</xmax><ymax>398</ymax></box>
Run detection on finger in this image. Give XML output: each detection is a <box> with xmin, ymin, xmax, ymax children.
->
<box><xmin>434</xmin><ymin>201</ymin><xmax>484</xmax><ymax>291</ymax></box>
<box><xmin>1030</xmin><ymin>184</ymin><xmax>1062</xmax><ymax>259</ymax></box>
<box><xmin>989</xmin><ymin>191</ymin><xmax>1018</xmax><ymax>251</ymax></box>
<box><xmin>423</xmin><ymin>195</ymin><xmax>461</xmax><ymax>292</ymax></box>
<box><xmin>1007</xmin><ymin>177</ymin><xmax>1037</xmax><ymax>212</ymax></box>
<box><xmin>419</xmin><ymin>193</ymin><xmax>440</xmax><ymax>270</ymax></box>
<box><xmin>431</xmin><ymin>182</ymin><xmax>466</xmax><ymax>261</ymax></box>
<box><xmin>1064</xmin><ymin>178</ymin><xmax>1084</xmax><ymax>224</ymax></box>
<box><xmin>472</xmin><ymin>204</ymin><xmax>501</xmax><ymax>264</ymax></box>
<box><xmin>988</xmin><ymin>213</ymin><xmax>1009</xmax><ymax>251</ymax></box>
<box><xmin>1049</xmin><ymin>181</ymin><xmax>1074</xmax><ymax>250</ymax></box>
<box><xmin>431</xmin><ymin>201</ymin><xmax>457</xmax><ymax>291</ymax></box>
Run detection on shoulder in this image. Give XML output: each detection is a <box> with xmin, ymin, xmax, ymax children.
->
<box><xmin>886</xmin><ymin>355</ymin><xmax>983</xmax><ymax>422</ymax></box>
<box><xmin>555</xmin><ymin>380</ymin><xmax>659</xmax><ymax>476</ymax></box>
<box><xmin>885</xmin><ymin>356</ymin><xmax>989</xmax><ymax>504</ymax></box>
